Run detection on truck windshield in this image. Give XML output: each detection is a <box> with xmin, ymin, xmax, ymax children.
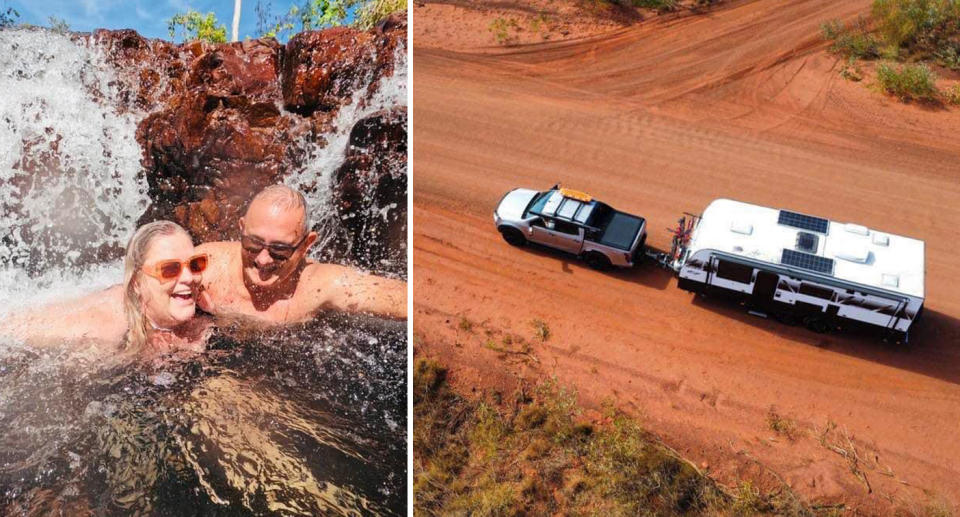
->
<box><xmin>525</xmin><ymin>191</ymin><xmax>552</xmax><ymax>217</ymax></box>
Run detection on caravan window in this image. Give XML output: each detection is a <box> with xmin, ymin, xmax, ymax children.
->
<box><xmin>715</xmin><ymin>260</ymin><xmax>754</xmax><ymax>284</ymax></box>
<box><xmin>799</xmin><ymin>282</ymin><xmax>835</xmax><ymax>301</ymax></box>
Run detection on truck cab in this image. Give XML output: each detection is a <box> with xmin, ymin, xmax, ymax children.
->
<box><xmin>494</xmin><ymin>186</ymin><xmax>647</xmax><ymax>269</ymax></box>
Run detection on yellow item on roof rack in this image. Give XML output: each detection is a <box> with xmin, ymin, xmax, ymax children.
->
<box><xmin>559</xmin><ymin>188</ymin><xmax>592</xmax><ymax>203</ymax></box>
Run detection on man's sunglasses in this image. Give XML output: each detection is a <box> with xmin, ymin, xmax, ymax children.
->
<box><xmin>142</xmin><ymin>254</ymin><xmax>209</xmax><ymax>281</ymax></box>
<box><xmin>240</xmin><ymin>234</ymin><xmax>307</xmax><ymax>261</ymax></box>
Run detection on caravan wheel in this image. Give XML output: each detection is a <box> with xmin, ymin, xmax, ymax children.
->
<box><xmin>773</xmin><ymin>311</ymin><xmax>799</xmax><ymax>326</ymax></box>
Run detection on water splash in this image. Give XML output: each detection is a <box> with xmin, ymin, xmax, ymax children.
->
<box><xmin>0</xmin><ymin>29</ymin><xmax>149</xmax><ymax>287</ymax></box>
<box><xmin>0</xmin><ymin>27</ymin><xmax>407</xmax><ymax>515</ymax></box>
<box><xmin>287</xmin><ymin>44</ymin><xmax>408</xmax><ymax>268</ymax></box>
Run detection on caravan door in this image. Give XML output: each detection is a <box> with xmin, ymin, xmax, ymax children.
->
<box><xmin>752</xmin><ymin>270</ymin><xmax>779</xmax><ymax>305</ymax></box>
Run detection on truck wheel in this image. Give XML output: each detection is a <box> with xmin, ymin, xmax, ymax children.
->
<box><xmin>500</xmin><ymin>227</ymin><xmax>526</xmax><ymax>247</ymax></box>
<box><xmin>803</xmin><ymin>316</ymin><xmax>830</xmax><ymax>334</ymax></box>
<box><xmin>584</xmin><ymin>252</ymin><xmax>611</xmax><ymax>271</ymax></box>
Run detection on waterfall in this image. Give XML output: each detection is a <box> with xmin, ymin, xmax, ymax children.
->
<box><xmin>0</xmin><ymin>29</ymin><xmax>148</xmax><ymax>307</ymax></box>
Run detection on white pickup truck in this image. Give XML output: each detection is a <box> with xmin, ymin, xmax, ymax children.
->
<box><xmin>493</xmin><ymin>186</ymin><xmax>647</xmax><ymax>269</ymax></box>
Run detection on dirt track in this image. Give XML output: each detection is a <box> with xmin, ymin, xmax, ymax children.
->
<box><xmin>413</xmin><ymin>0</ymin><xmax>960</xmax><ymax>512</ymax></box>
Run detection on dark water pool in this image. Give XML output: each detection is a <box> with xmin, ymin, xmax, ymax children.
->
<box><xmin>0</xmin><ymin>315</ymin><xmax>406</xmax><ymax>516</ymax></box>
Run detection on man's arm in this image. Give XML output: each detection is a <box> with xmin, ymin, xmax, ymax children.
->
<box><xmin>299</xmin><ymin>264</ymin><xmax>407</xmax><ymax>320</ymax></box>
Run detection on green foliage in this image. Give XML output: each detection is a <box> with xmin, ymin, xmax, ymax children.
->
<box><xmin>946</xmin><ymin>83</ymin><xmax>960</xmax><ymax>103</ymax></box>
<box><xmin>299</xmin><ymin>0</ymin><xmax>348</xmax><ymax>29</ymax></box>
<box><xmin>531</xmin><ymin>319</ymin><xmax>550</xmax><ymax>342</ymax></box>
<box><xmin>766</xmin><ymin>407</ymin><xmax>800</xmax><ymax>440</ymax></box>
<box><xmin>821</xmin><ymin>2</ymin><xmax>960</xmax><ymax>103</ymax></box>
<box><xmin>255</xmin><ymin>0</ymin><xmax>401</xmax><ymax>39</ymax></box>
<box><xmin>824</xmin><ymin>2</ymin><xmax>960</xmax><ymax>62</ymax></box>
<box><xmin>584</xmin><ymin>411</ymin><xmax>712</xmax><ymax>513</ymax></box>
<box><xmin>413</xmin><ymin>355</ymin><xmax>822</xmax><ymax>516</ymax></box>
<box><xmin>529</xmin><ymin>13</ymin><xmax>549</xmax><ymax>34</ymax></box>
<box><xmin>872</xmin><ymin>0</ymin><xmax>960</xmax><ymax>50</ymax></box>
<box><xmin>820</xmin><ymin>18</ymin><xmax>845</xmax><ymax>40</ymax></box>
<box><xmin>732</xmin><ymin>482</ymin><xmax>775</xmax><ymax>515</ymax></box>
<box><xmin>167</xmin><ymin>10</ymin><xmax>227</xmax><ymax>43</ymax></box>
<box><xmin>263</xmin><ymin>0</ymin><xmax>351</xmax><ymax>39</ymax></box>
<box><xmin>632</xmin><ymin>0</ymin><xmax>678</xmax><ymax>10</ymax></box>
<box><xmin>876</xmin><ymin>62</ymin><xmax>939</xmax><ymax>99</ymax></box>
<box><xmin>935</xmin><ymin>42</ymin><xmax>960</xmax><ymax>68</ymax></box>
<box><xmin>355</xmin><ymin>0</ymin><xmax>405</xmax><ymax>29</ymax></box>
<box><xmin>821</xmin><ymin>18</ymin><xmax>884</xmax><ymax>58</ymax></box>
<box><xmin>47</xmin><ymin>15</ymin><xmax>69</xmax><ymax>34</ymax></box>
<box><xmin>489</xmin><ymin>17</ymin><xmax>520</xmax><ymax>45</ymax></box>
<box><xmin>840</xmin><ymin>56</ymin><xmax>865</xmax><ymax>81</ymax></box>
<box><xmin>0</xmin><ymin>6</ymin><xmax>19</xmax><ymax>29</ymax></box>
<box><xmin>412</xmin><ymin>358</ymin><xmax>447</xmax><ymax>404</ymax></box>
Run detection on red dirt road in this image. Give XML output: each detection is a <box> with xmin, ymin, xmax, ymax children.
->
<box><xmin>413</xmin><ymin>0</ymin><xmax>960</xmax><ymax>512</ymax></box>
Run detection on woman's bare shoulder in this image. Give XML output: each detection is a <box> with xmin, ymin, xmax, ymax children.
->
<box><xmin>1</xmin><ymin>284</ymin><xmax>128</xmax><ymax>349</ymax></box>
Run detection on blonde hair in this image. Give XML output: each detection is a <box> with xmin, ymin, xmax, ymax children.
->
<box><xmin>121</xmin><ymin>221</ymin><xmax>190</xmax><ymax>352</ymax></box>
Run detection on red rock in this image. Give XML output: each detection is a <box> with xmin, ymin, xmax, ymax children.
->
<box><xmin>331</xmin><ymin>107</ymin><xmax>407</xmax><ymax>273</ymax></box>
<box><xmin>80</xmin><ymin>26</ymin><xmax>405</xmax><ymax>250</ymax></box>
<box><xmin>281</xmin><ymin>16</ymin><xmax>405</xmax><ymax>116</ymax></box>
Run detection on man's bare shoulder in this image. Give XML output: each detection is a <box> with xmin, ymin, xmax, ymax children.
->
<box><xmin>195</xmin><ymin>241</ymin><xmax>240</xmax><ymax>292</ymax></box>
<box><xmin>302</xmin><ymin>261</ymin><xmax>351</xmax><ymax>275</ymax></box>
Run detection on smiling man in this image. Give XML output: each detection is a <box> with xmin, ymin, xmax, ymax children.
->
<box><xmin>194</xmin><ymin>185</ymin><xmax>406</xmax><ymax>323</ymax></box>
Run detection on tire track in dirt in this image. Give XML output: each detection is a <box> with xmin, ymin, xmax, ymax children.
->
<box><xmin>414</xmin><ymin>0</ymin><xmax>960</xmax><ymax>511</ymax></box>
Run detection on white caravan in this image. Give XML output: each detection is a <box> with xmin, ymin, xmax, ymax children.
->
<box><xmin>668</xmin><ymin>199</ymin><xmax>925</xmax><ymax>342</ymax></box>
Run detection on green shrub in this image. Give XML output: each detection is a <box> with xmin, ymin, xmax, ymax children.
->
<box><xmin>260</xmin><ymin>0</ymin><xmax>354</xmax><ymax>39</ymax></box>
<box><xmin>825</xmin><ymin>1</ymin><xmax>960</xmax><ymax>66</ymax></box>
<box><xmin>935</xmin><ymin>42</ymin><xmax>960</xmax><ymax>68</ymax></box>
<box><xmin>47</xmin><ymin>15</ymin><xmax>69</xmax><ymax>34</ymax></box>
<box><xmin>822</xmin><ymin>18</ymin><xmax>884</xmax><ymax>58</ymax></box>
<box><xmin>414</xmin><ymin>355</ymin><xmax>820</xmax><ymax>516</ymax></box>
<box><xmin>531</xmin><ymin>319</ymin><xmax>550</xmax><ymax>342</ymax></box>
<box><xmin>947</xmin><ymin>83</ymin><xmax>960</xmax><ymax>103</ymax></box>
<box><xmin>167</xmin><ymin>10</ymin><xmax>227</xmax><ymax>43</ymax></box>
<box><xmin>413</xmin><ymin>358</ymin><xmax>447</xmax><ymax>404</ymax></box>
<box><xmin>820</xmin><ymin>19</ymin><xmax>845</xmax><ymax>40</ymax></box>
<box><xmin>489</xmin><ymin>17</ymin><xmax>520</xmax><ymax>45</ymax></box>
<box><xmin>355</xmin><ymin>0</ymin><xmax>405</xmax><ymax>29</ymax></box>
<box><xmin>876</xmin><ymin>62</ymin><xmax>939</xmax><ymax>99</ymax></box>
<box><xmin>632</xmin><ymin>0</ymin><xmax>678</xmax><ymax>10</ymax></box>
<box><xmin>872</xmin><ymin>0</ymin><xmax>960</xmax><ymax>50</ymax></box>
<box><xmin>841</xmin><ymin>56</ymin><xmax>865</xmax><ymax>81</ymax></box>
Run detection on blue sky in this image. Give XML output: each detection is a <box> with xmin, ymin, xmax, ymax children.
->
<box><xmin>3</xmin><ymin>0</ymin><xmax>343</xmax><ymax>41</ymax></box>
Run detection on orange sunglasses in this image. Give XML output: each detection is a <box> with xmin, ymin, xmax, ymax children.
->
<box><xmin>142</xmin><ymin>254</ymin><xmax>209</xmax><ymax>281</ymax></box>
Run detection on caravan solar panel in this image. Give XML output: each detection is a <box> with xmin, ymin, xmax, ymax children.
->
<box><xmin>778</xmin><ymin>210</ymin><xmax>829</xmax><ymax>234</ymax></box>
<box><xmin>781</xmin><ymin>249</ymin><xmax>835</xmax><ymax>275</ymax></box>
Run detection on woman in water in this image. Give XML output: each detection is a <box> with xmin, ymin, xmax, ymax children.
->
<box><xmin>1</xmin><ymin>221</ymin><xmax>382</xmax><ymax>514</ymax></box>
<box><xmin>1</xmin><ymin>220</ymin><xmax>211</xmax><ymax>362</ymax></box>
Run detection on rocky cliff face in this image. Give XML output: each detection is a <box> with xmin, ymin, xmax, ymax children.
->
<box><xmin>90</xmin><ymin>14</ymin><xmax>407</xmax><ymax>272</ymax></box>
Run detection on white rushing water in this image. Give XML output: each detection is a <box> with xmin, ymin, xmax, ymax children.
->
<box><xmin>0</xmin><ymin>29</ymin><xmax>148</xmax><ymax>309</ymax></box>
<box><xmin>0</xmin><ymin>29</ymin><xmax>407</xmax><ymax>311</ymax></box>
<box><xmin>287</xmin><ymin>44</ymin><xmax>408</xmax><ymax>260</ymax></box>
<box><xmin>0</xmin><ymin>29</ymin><xmax>408</xmax><ymax>515</ymax></box>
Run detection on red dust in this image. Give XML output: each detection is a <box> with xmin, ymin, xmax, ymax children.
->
<box><xmin>414</xmin><ymin>0</ymin><xmax>960</xmax><ymax>514</ymax></box>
